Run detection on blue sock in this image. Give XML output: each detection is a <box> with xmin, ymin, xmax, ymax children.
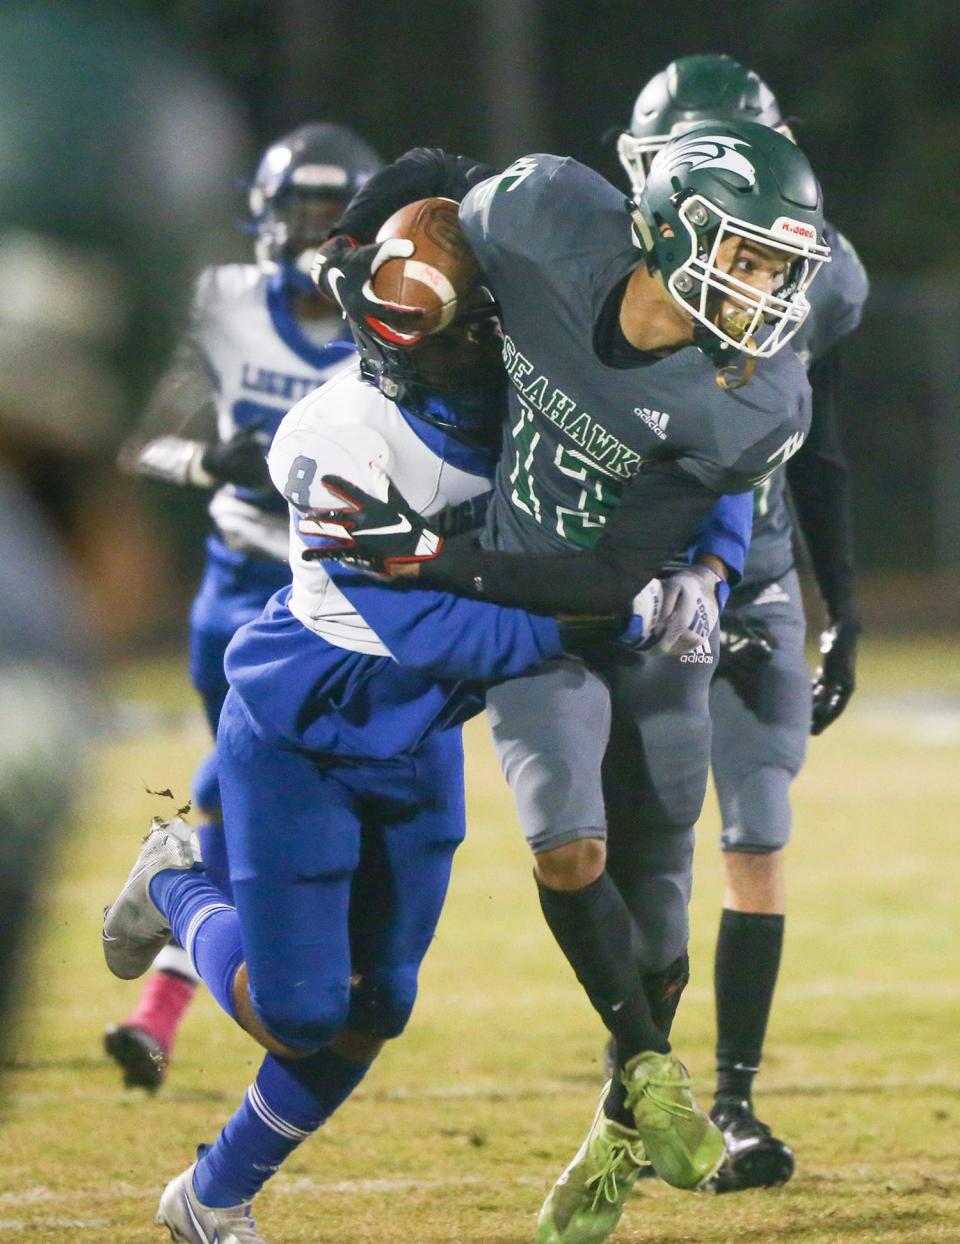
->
<box><xmin>196</xmin><ymin>820</ymin><xmax>233</xmax><ymax>901</ymax></box>
<box><xmin>193</xmin><ymin>1048</ymin><xmax>371</xmax><ymax>1206</ymax></box>
<box><xmin>150</xmin><ymin>868</ymin><xmax>242</xmax><ymax>1021</ymax></box>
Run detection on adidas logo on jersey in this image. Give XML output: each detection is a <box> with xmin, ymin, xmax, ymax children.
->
<box><xmin>635</xmin><ymin>407</ymin><xmax>671</xmax><ymax>440</ymax></box>
<box><xmin>680</xmin><ymin>645</ymin><xmax>714</xmax><ymax>664</ymax></box>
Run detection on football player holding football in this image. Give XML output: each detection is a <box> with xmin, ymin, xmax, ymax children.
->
<box><xmin>618</xmin><ymin>54</ymin><xmax>868</xmax><ymax>1193</ymax></box>
<box><xmin>309</xmin><ymin>120</ymin><xmax>829</xmax><ymax>1242</ymax></box>
<box><xmin>100</xmin><ymin>277</ymin><xmax>743</xmax><ymax>1240</ymax></box>
<box><xmin>104</xmin><ymin>122</ymin><xmax>382</xmax><ymax>1091</ymax></box>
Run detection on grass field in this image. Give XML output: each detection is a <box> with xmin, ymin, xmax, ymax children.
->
<box><xmin>2</xmin><ymin>636</ymin><xmax>958</xmax><ymax>1243</ymax></box>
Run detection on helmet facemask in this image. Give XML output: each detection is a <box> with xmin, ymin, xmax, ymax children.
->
<box><xmin>617</xmin><ymin>129</ymin><xmax>666</xmax><ymax>198</ymax></box>
<box><xmin>247</xmin><ymin>124</ymin><xmax>383</xmax><ymax>292</ymax></box>
<box><xmin>252</xmin><ymin>189</ymin><xmax>348</xmax><ymax>291</ymax></box>
<box><xmin>665</xmin><ymin>193</ymin><xmax>829</xmax><ymax>357</ymax></box>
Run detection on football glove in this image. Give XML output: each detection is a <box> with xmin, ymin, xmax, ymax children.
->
<box><xmin>311</xmin><ymin>234</ymin><xmax>427</xmax><ymax>344</ymax></box>
<box><xmin>811</xmin><ymin>615</ymin><xmax>860</xmax><ymax>735</ymax></box>
<box><xmin>715</xmin><ymin>610</ymin><xmax>778</xmax><ymax>708</ymax></box>
<box><xmin>300</xmin><ymin>473</ymin><xmax>444</xmax><ymax>572</ymax></box>
<box><xmin>199</xmin><ymin>426</ymin><xmax>272</xmax><ymax>489</ymax></box>
<box><xmin>647</xmin><ymin>564</ymin><xmax>729</xmax><ymax>657</ymax></box>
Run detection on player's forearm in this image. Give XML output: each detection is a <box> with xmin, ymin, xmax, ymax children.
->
<box><xmin>118</xmin><ymin>335</ymin><xmax>219</xmax><ymax>481</ymax></box>
<box><xmin>416</xmin><ymin>462</ymin><xmax>721</xmax><ymax>613</ymax></box>
<box><xmin>419</xmin><ymin>541</ymin><xmax>648</xmax><ymax>613</ymax></box>
<box><xmin>686</xmin><ymin>491</ymin><xmax>752</xmax><ymax>584</ymax></box>
<box><xmin>325</xmin><ymin>564</ymin><xmax>568</xmax><ymax>680</ymax></box>
<box><xmin>789</xmin><ymin>455</ymin><xmax>857</xmax><ymax>621</ymax></box>
<box><xmin>119</xmin><ymin>434</ymin><xmax>217</xmax><ymax>488</ymax></box>
<box><xmin>788</xmin><ymin>346</ymin><xmax>857</xmax><ymax>621</ymax></box>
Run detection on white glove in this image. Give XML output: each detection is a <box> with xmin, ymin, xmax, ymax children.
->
<box><xmin>650</xmin><ymin>564</ymin><xmax>728</xmax><ymax>656</ymax></box>
<box><xmin>621</xmin><ymin>578</ymin><xmax>667</xmax><ymax>650</ymax></box>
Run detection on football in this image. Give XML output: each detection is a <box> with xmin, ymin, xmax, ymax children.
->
<box><xmin>372</xmin><ymin>197</ymin><xmax>480</xmax><ymax>338</ymax></box>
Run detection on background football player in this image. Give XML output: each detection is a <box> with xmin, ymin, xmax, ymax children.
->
<box><xmin>104</xmin><ymin>121</ymin><xmax>382</xmax><ymax>1091</ymax></box>
<box><xmin>309</xmin><ymin>120</ymin><xmax>827</xmax><ymax>1243</ymax></box>
<box><xmin>618</xmin><ymin>53</ymin><xmax>867</xmax><ymax>1192</ymax></box>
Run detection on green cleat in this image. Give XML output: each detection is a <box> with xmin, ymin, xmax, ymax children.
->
<box><xmin>535</xmin><ymin>1090</ymin><xmax>649</xmax><ymax>1243</ymax></box>
<box><xmin>622</xmin><ymin>1050</ymin><xmax>725</xmax><ymax>1190</ymax></box>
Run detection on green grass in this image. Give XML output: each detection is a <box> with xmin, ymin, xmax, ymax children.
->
<box><xmin>1</xmin><ymin>637</ymin><xmax>958</xmax><ymax>1242</ymax></box>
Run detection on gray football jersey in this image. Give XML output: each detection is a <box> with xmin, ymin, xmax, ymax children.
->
<box><xmin>459</xmin><ymin>156</ymin><xmax>811</xmax><ymax>556</ymax></box>
<box><xmin>741</xmin><ymin>221</ymin><xmax>868</xmax><ymax>589</ymax></box>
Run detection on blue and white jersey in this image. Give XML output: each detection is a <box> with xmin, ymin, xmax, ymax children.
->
<box><xmin>226</xmin><ymin>367</ymin><xmax>566</xmax><ymax>758</ymax></box>
<box><xmin>195</xmin><ymin>263</ymin><xmax>357</xmax><ymax>559</ymax></box>
<box><xmin>267</xmin><ymin>364</ymin><xmax>500</xmax><ymax>655</ymax></box>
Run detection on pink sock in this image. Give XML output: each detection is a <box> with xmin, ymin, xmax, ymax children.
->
<box><xmin>125</xmin><ymin>969</ymin><xmax>196</xmax><ymax>1056</ymax></box>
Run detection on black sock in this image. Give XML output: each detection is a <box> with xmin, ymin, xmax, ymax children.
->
<box><xmin>644</xmin><ymin>953</ymin><xmax>690</xmax><ymax>1039</ymax></box>
<box><xmin>603</xmin><ymin>954</ymin><xmax>690</xmax><ymax>1126</ymax></box>
<box><xmin>714</xmin><ymin>909</ymin><xmax>784</xmax><ymax>1104</ymax></box>
<box><xmin>536</xmin><ymin>871</ymin><xmax>670</xmax><ymax>1061</ymax></box>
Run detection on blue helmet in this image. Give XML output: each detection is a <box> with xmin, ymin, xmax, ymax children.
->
<box><xmin>248</xmin><ymin>122</ymin><xmax>382</xmax><ymax>292</ymax></box>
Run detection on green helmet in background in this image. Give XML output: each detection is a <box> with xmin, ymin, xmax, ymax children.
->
<box><xmin>619</xmin><ymin>54</ymin><xmax>789</xmax><ymax>197</ymax></box>
<box><xmin>0</xmin><ymin>2</ymin><xmax>248</xmax><ymax>453</ymax></box>
<box><xmin>630</xmin><ymin>119</ymin><xmax>829</xmax><ymax>361</ymax></box>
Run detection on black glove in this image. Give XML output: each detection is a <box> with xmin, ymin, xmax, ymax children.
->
<box><xmin>811</xmin><ymin>615</ymin><xmax>860</xmax><ymax>735</ymax></box>
<box><xmin>715</xmin><ymin>610</ymin><xmax>778</xmax><ymax>709</ymax></box>
<box><xmin>300</xmin><ymin>474</ymin><xmax>444</xmax><ymax>572</ymax></box>
<box><xmin>311</xmin><ymin>234</ymin><xmax>427</xmax><ymax>342</ymax></box>
<box><xmin>200</xmin><ymin>426</ymin><xmax>271</xmax><ymax>489</ymax></box>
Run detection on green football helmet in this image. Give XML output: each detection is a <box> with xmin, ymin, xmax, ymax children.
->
<box><xmin>629</xmin><ymin>119</ymin><xmax>830</xmax><ymax>360</ymax></box>
<box><xmin>619</xmin><ymin>54</ymin><xmax>790</xmax><ymax>197</ymax></box>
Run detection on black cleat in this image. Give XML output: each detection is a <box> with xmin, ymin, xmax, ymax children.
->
<box><xmin>103</xmin><ymin>1024</ymin><xmax>168</xmax><ymax>1092</ymax></box>
<box><xmin>703</xmin><ymin>1098</ymin><xmax>795</xmax><ymax>1192</ymax></box>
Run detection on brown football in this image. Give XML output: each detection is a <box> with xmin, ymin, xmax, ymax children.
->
<box><xmin>371</xmin><ymin>197</ymin><xmax>480</xmax><ymax>340</ymax></box>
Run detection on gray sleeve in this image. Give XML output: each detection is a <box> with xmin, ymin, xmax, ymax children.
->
<box><xmin>117</xmin><ymin>333</ymin><xmax>219</xmax><ymax>485</ymax></box>
<box><xmin>459</xmin><ymin>155</ymin><xmax>567</xmax><ymax>278</ymax></box>
<box><xmin>677</xmin><ymin>418</ymin><xmax>808</xmax><ymax>495</ymax></box>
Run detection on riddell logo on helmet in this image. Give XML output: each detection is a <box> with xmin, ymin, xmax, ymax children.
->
<box><xmin>771</xmin><ymin>216</ymin><xmax>817</xmax><ymax>241</ymax></box>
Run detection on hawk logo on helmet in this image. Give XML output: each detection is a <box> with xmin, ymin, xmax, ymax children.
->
<box><xmin>654</xmin><ymin>134</ymin><xmax>757</xmax><ymax>188</ymax></box>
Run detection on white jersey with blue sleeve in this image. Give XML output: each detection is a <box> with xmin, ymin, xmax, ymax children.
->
<box><xmin>267</xmin><ymin>364</ymin><xmax>501</xmax><ymax>655</ymax></box>
<box><xmin>194</xmin><ymin>265</ymin><xmax>358</xmax><ymax>559</ymax></box>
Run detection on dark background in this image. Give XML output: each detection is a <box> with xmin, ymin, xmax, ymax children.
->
<box><xmin>131</xmin><ymin>0</ymin><xmax>960</xmax><ymax>590</ymax></box>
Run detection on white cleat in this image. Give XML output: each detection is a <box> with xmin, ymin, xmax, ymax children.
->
<box><xmin>102</xmin><ymin>816</ymin><xmax>195</xmax><ymax>980</ymax></box>
<box><xmin>157</xmin><ymin>1165</ymin><xmax>267</xmax><ymax>1243</ymax></box>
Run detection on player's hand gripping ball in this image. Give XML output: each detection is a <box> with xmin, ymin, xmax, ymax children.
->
<box><xmin>369</xmin><ymin>196</ymin><xmax>481</xmax><ymax>340</ymax></box>
<box><xmin>312</xmin><ymin>197</ymin><xmax>480</xmax><ymax>346</ymax></box>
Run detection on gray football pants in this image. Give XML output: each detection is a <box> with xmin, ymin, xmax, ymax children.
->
<box><xmin>487</xmin><ymin>637</ymin><xmax>717</xmax><ymax>973</ymax></box>
<box><xmin>710</xmin><ymin>569</ymin><xmax>810</xmax><ymax>854</ymax></box>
